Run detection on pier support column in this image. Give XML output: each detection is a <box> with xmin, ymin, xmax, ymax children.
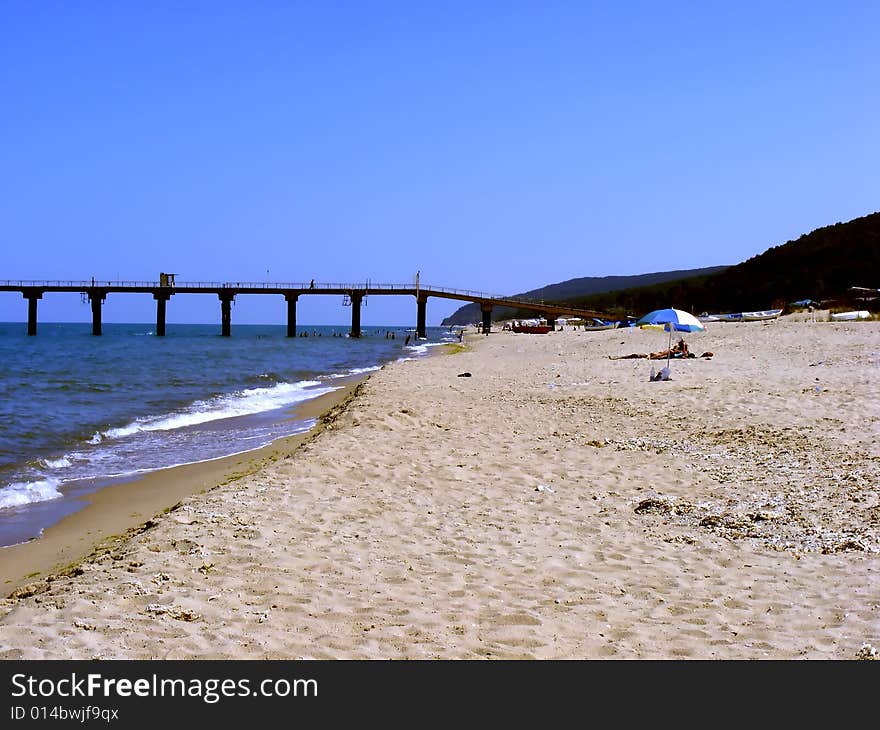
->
<box><xmin>219</xmin><ymin>291</ymin><xmax>234</xmax><ymax>337</ymax></box>
<box><xmin>416</xmin><ymin>296</ymin><xmax>427</xmax><ymax>340</ymax></box>
<box><xmin>23</xmin><ymin>289</ymin><xmax>42</xmax><ymax>336</ymax></box>
<box><xmin>350</xmin><ymin>293</ymin><xmax>363</xmax><ymax>338</ymax></box>
<box><xmin>480</xmin><ymin>303</ymin><xmax>493</xmax><ymax>335</ymax></box>
<box><xmin>88</xmin><ymin>290</ymin><xmax>106</xmax><ymax>336</ymax></box>
<box><xmin>285</xmin><ymin>293</ymin><xmax>298</xmax><ymax>337</ymax></box>
<box><xmin>153</xmin><ymin>291</ymin><xmax>171</xmax><ymax>336</ymax></box>
<box><xmin>546</xmin><ymin>316</ymin><xmax>556</xmax><ymax>331</ymax></box>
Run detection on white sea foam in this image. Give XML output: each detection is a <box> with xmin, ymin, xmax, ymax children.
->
<box><xmin>397</xmin><ymin>339</ymin><xmax>448</xmax><ymax>362</ymax></box>
<box><xmin>99</xmin><ymin>381</ymin><xmax>338</xmax><ymax>441</ymax></box>
<box><xmin>323</xmin><ymin>366</ymin><xmax>381</xmax><ymax>379</ymax></box>
<box><xmin>94</xmin><ymin>419</ymin><xmax>318</xmax><ymax>477</ymax></box>
<box><xmin>67</xmin><ymin>450</ymin><xmax>110</xmax><ymax>463</ymax></box>
<box><xmin>41</xmin><ymin>456</ymin><xmax>72</xmax><ymax>469</ymax></box>
<box><xmin>0</xmin><ymin>478</ymin><xmax>63</xmax><ymax>510</ymax></box>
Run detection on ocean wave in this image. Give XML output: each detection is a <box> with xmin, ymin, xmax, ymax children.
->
<box><xmin>347</xmin><ymin>365</ymin><xmax>382</xmax><ymax>375</ymax></box>
<box><xmin>99</xmin><ymin>381</ymin><xmax>337</xmax><ymax>440</ymax></box>
<box><xmin>323</xmin><ymin>366</ymin><xmax>382</xmax><ymax>379</ymax></box>
<box><xmin>397</xmin><ymin>339</ymin><xmax>448</xmax><ymax>362</ymax></box>
<box><xmin>41</xmin><ymin>456</ymin><xmax>72</xmax><ymax>469</ymax></box>
<box><xmin>95</xmin><ymin>420</ymin><xmax>319</xmax><ymax>476</ymax></box>
<box><xmin>0</xmin><ymin>478</ymin><xmax>63</xmax><ymax>510</ymax></box>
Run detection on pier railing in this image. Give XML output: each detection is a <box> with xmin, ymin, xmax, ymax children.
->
<box><xmin>0</xmin><ymin>279</ymin><xmax>520</xmax><ymax>300</ymax></box>
<box><xmin>0</xmin><ymin>279</ymin><xmax>581</xmax><ymax>307</ymax></box>
<box><xmin>2</xmin><ymin>278</ymin><xmax>609</xmax><ymax>339</ymax></box>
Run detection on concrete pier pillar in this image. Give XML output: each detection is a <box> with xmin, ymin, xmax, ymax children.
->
<box><xmin>481</xmin><ymin>303</ymin><xmax>493</xmax><ymax>335</ymax></box>
<box><xmin>23</xmin><ymin>289</ymin><xmax>42</xmax><ymax>336</ymax></box>
<box><xmin>219</xmin><ymin>292</ymin><xmax>234</xmax><ymax>336</ymax></box>
<box><xmin>416</xmin><ymin>296</ymin><xmax>427</xmax><ymax>339</ymax></box>
<box><xmin>89</xmin><ymin>290</ymin><xmax>105</xmax><ymax>336</ymax></box>
<box><xmin>350</xmin><ymin>293</ymin><xmax>363</xmax><ymax>338</ymax></box>
<box><xmin>285</xmin><ymin>293</ymin><xmax>298</xmax><ymax>337</ymax></box>
<box><xmin>546</xmin><ymin>316</ymin><xmax>556</xmax><ymax>331</ymax></box>
<box><xmin>153</xmin><ymin>292</ymin><xmax>171</xmax><ymax>336</ymax></box>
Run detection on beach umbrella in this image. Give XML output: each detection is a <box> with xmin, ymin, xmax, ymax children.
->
<box><xmin>636</xmin><ymin>308</ymin><xmax>705</xmax><ymax>373</ymax></box>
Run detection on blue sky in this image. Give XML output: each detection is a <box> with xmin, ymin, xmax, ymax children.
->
<box><xmin>1</xmin><ymin>1</ymin><xmax>877</xmax><ymax>326</ymax></box>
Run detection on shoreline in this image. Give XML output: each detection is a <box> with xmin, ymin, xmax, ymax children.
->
<box><xmin>1</xmin><ymin>322</ymin><xmax>877</xmax><ymax>659</ymax></box>
<box><xmin>0</xmin><ymin>377</ymin><xmax>366</xmax><ymax>596</ymax></box>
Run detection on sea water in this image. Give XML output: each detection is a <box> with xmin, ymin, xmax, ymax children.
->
<box><xmin>0</xmin><ymin>322</ymin><xmax>452</xmax><ymax>546</ymax></box>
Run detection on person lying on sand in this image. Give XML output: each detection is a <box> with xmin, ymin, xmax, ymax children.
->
<box><xmin>609</xmin><ymin>338</ymin><xmax>713</xmax><ymax>360</ymax></box>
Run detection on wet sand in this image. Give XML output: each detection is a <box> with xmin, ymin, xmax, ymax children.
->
<box><xmin>0</xmin><ymin>381</ymin><xmax>362</xmax><ymax>593</ymax></box>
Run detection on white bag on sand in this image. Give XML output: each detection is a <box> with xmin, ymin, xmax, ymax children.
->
<box><xmin>650</xmin><ymin>366</ymin><xmax>671</xmax><ymax>382</ymax></box>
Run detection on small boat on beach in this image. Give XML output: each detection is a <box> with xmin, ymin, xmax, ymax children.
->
<box><xmin>582</xmin><ymin>318</ymin><xmax>619</xmax><ymax>331</ymax></box>
<box><xmin>830</xmin><ymin>310</ymin><xmax>870</xmax><ymax>321</ymax></box>
<box><xmin>741</xmin><ymin>309</ymin><xmax>782</xmax><ymax>321</ymax></box>
<box><xmin>512</xmin><ymin>324</ymin><xmax>551</xmax><ymax>334</ymax></box>
<box><xmin>704</xmin><ymin>309</ymin><xmax>781</xmax><ymax>322</ymax></box>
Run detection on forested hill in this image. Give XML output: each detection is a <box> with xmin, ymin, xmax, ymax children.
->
<box><xmin>440</xmin><ymin>266</ymin><xmax>729</xmax><ymax>326</ymax></box>
<box><xmin>442</xmin><ymin>211</ymin><xmax>880</xmax><ymax>324</ymax></box>
<box><xmin>562</xmin><ymin>211</ymin><xmax>880</xmax><ymax>317</ymax></box>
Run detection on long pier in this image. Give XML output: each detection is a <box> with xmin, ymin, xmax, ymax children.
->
<box><xmin>0</xmin><ymin>279</ymin><xmax>609</xmax><ymax>338</ymax></box>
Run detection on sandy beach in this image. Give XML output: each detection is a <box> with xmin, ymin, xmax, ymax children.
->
<box><xmin>0</xmin><ymin>316</ymin><xmax>878</xmax><ymax>659</ymax></box>
<box><xmin>0</xmin><ymin>381</ymin><xmax>362</xmax><ymax>595</ymax></box>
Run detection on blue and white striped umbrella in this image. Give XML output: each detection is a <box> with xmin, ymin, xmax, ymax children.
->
<box><xmin>636</xmin><ymin>308</ymin><xmax>705</xmax><ymax>374</ymax></box>
<box><xmin>636</xmin><ymin>308</ymin><xmax>705</xmax><ymax>333</ymax></box>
